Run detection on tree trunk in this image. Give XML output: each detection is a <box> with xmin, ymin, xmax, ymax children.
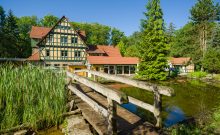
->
<box><xmin>200</xmin><ymin>24</ymin><xmax>207</xmax><ymax>72</ymax></box>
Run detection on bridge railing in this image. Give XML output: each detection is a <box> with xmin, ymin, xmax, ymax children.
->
<box><xmin>67</xmin><ymin>70</ymin><xmax>174</xmax><ymax>134</ymax></box>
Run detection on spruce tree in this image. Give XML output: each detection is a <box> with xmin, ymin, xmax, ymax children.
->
<box><xmin>138</xmin><ymin>0</ymin><xmax>168</xmax><ymax>80</ymax></box>
<box><xmin>1</xmin><ymin>10</ymin><xmax>19</xmax><ymax>57</ymax></box>
<box><xmin>0</xmin><ymin>6</ymin><xmax>5</xmax><ymax>30</ymax></box>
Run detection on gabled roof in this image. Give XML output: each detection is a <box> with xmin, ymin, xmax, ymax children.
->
<box><xmin>170</xmin><ymin>57</ymin><xmax>191</xmax><ymax>65</ymax></box>
<box><xmin>30</xmin><ymin>16</ymin><xmax>86</xmax><ymax>46</ymax></box>
<box><xmin>87</xmin><ymin>45</ymin><xmax>139</xmax><ymax>65</ymax></box>
<box><xmin>87</xmin><ymin>56</ymin><xmax>139</xmax><ymax>65</ymax></box>
<box><xmin>87</xmin><ymin>45</ymin><xmax>122</xmax><ymax>57</ymax></box>
<box><xmin>30</xmin><ymin>26</ymin><xmax>51</xmax><ymax>39</ymax></box>
<box><xmin>87</xmin><ymin>45</ymin><xmax>106</xmax><ymax>54</ymax></box>
<box><xmin>27</xmin><ymin>51</ymin><xmax>40</xmax><ymax>61</ymax></box>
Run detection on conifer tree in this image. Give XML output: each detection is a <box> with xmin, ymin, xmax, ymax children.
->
<box><xmin>138</xmin><ymin>0</ymin><xmax>168</xmax><ymax>80</ymax></box>
<box><xmin>1</xmin><ymin>10</ymin><xmax>19</xmax><ymax>57</ymax></box>
<box><xmin>0</xmin><ymin>6</ymin><xmax>5</xmax><ymax>30</ymax></box>
<box><xmin>190</xmin><ymin>0</ymin><xmax>220</xmax><ymax>70</ymax></box>
<box><xmin>211</xmin><ymin>23</ymin><xmax>220</xmax><ymax>48</ymax></box>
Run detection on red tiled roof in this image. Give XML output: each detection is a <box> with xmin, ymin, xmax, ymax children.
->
<box><xmin>87</xmin><ymin>56</ymin><xmax>139</xmax><ymax>65</ymax></box>
<box><xmin>30</xmin><ymin>26</ymin><xmax>86</xmax><ymax>40</ymax></box>
<box><xmin>97</xmin><ymin>45</ymin><xmax>122</xmax><ymax>57</ymax></box>
<box><xmin>87</xmin><ymin>45</ymin><xmax>106</xmax><ymax>54</ymax></box>
<box><xmin>27</xmin><ymin>51</ymin><xmax>40</xmax><ymax>61</ymax></box>
<box><xmin>87</xmin><ymin>45</ymin><xmax>122</xmax><ymax>57</ymax></box>
<box><xmin>77</xmin><ymin>30</ymin><xmax>86</xmax><ymax>37</ymax></box>
<box><xmin>30</xmin><ymin>26</ymin><xmax>51</xmax><ymax>39</ymax></box>
<box><xmin>170</xmin><ymin>57</ymin><xmax>191</xmax><ymax>65</ymax></box>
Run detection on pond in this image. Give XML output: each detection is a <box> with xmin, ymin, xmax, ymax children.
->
<box><xmin>105</xmin><ymin>79</ymin><xmax>220</xmax><ymax>127</ymax></box>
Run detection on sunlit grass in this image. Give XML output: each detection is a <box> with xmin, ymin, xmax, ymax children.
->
<box><xmin>0</xmin><ymin>64</ymin><xmax>66</xmax><ymax>130</ymax></box>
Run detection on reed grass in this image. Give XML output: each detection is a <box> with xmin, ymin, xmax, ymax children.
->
<box><xmin>0</xmin><ymin>64</ymin><xmax>66</xmax><ymax>130</ymax></box>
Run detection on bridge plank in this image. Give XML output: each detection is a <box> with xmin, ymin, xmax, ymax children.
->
<box><xmin>77</xmin><ymin>84</ymin><xmax>142</xmax><ymax>132</ymax></box>
<box><xmin>76</xmin><ymin>100</ymin><xmax>108</xmax><ymax>135</ymax></box>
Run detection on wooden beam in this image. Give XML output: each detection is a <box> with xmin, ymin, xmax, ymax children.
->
<box><xmin>67</xmin><ymin>72</ymin><xmax>128</xmax><ymax>104</ymax></box>
<box><xmin>153</xmin><ymin>86</ymin><xmax>162</xmax><ymax>128</ymax></box>
<box><xmin>128</xmin><ymin>96</ymin><xmax>154</xmax><ymax>113</ymax></box>
<box><xmin>61</xmin><ymin>109</ymin><xmax>81</xmax><ymax>117</ymax></box>
<box><xmin>107</xmin><ymin>98</ymin><xmax>117</xmax><ymax>135</ymax></box>
<box><xmin>74</xmin><ymin>70</ymin><xmax>173</xmax><ymax>96</ymax></box>
<box><xmin>68</xmin><ymin>85</ymin><xmax>108</xmax><ymax>117</ymax></box>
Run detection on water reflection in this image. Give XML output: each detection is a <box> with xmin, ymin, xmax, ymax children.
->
<box><xmin>122</xmin><ymin>103</ymin><xmax>137</xmax><ymax>113</ymax></box>
<box><xmin>122</xmin><ymin>103</ymin><xmax>186</xmax><ymax>127</ymax></box>
<box><xmin>164</xmin><ymin>106</ymin><xmax>186</xmax><ymax>127</ymax></box>
<box><xmin>116</xmin><ymin>79</ymin><xmax>220</xmax><ymax>127</ymax></box>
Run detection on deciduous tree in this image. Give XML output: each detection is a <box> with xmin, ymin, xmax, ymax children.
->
<box><xmin>111</xmin><ymin>28</ymin><xmax>125</xmax><ymax>45</ymax></box>
<box><xmin>40</xmin><ymin>14</ymin><xmax>59</xmax><ymax>27</ymax></box>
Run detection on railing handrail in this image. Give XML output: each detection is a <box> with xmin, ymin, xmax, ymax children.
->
<box><xmin>67</xmin><ymin>71</ymin><xmax>128</xmax><ymax>104</ymax></box>
<box><xmin>67</xmin><ymin>70</ymin><xmax>175</xmax><ymax>133</ymax></box>
<box><xmin>74</xmin><ymin>69</ymin><xmax>174</xmax><ymax>96</ymax></box>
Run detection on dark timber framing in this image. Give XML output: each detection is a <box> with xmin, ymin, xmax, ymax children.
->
<box><xmin>36</xmin><ymin>16</ymin><xmax>87</xmax><ymax>65</ymax></box>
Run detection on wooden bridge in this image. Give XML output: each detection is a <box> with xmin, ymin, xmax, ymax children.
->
<box><xmin>66</xmin><ymin>70</ymin><xmax>174</xmax><ymax>135</ymax></box>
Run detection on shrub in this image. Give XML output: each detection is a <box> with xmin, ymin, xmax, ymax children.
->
<box><xmin>171</xmin><ymin>124</ymin><xmax>201</xmax><ymax>135</ymax></box>
<box><xmin>0</xmin><ymin>65</ymin><xmax>66</xmax><ymax>130</ymax></box>
<box><xmin>187</xmin><ymin>71</ymin><xmax>208</xmax><ymax>79</ymax></box>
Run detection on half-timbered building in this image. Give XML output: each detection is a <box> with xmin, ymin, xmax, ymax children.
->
<box><xmin>28</xmin><ymin>16</ymin><xmax>139</xmax><ymax>76</ymax></box>
<box><xmin>28</xmin><ymin>16</ymin><xmax>87</xmax><ymax>69</ymax></box>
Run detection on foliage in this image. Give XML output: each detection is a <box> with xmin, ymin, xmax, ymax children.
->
<box><xmin>39</xmin><ymin>14</ymin><xmax>59</xmax><ymax>27</ymax></box>
<box><xmin>117</xmin><ymin>40</ymin><xmax>126</xmax><ymax>56</ymax></box>
<box><xmin>0</xmin><ymin>65</ymin><xmax>66</xmax><ymax>130</ymax></box>
<box><xmin>124</xmin><ymin>45</ymin><xmax>140</xmax><ymax>57</ymax></box>
<box><xmin>171</xmin><ymin>124</ymin><xmax>201</xmax><ymax>135</ymax></box>
<box><xmin>170</xmin><ymin>23</ymin><xmax>201</xmax><ymax>65</ymax></box>
<box><xmin>0</xmin><ymin>8</ymin><xmax>36</xmax><ymax>58</ymax></box>
<box><xmin>138</xmin><ymin>0</ymin><xmax>169</xmax><ymax>80</ymax></box>
<box><xmin>110</xmin><ymin>28</ymin><xmax>125</xmax><ymax>45</ymax></box>
<box><xmin>122</xmin><ymin>31</ymin><xmax>142</xmax><ymax>57</ymax></box>
<box><xmin>190</xmin><ymin>0</ymin><xmax>220</xmax><ymax>23</ymax></box>
<box><xmin>0</xmin><ymin>6</ymin><xmax>6</xmax><ymax>30</ymax></box>
<box><xmin>166</xmin><ymin>22</ymin><xmax>176</xmax><ymax>55</ymax></box>
<box><xmin>210</xmin><ymin>23</ymin><xmax>220</xmax><ymax>48</ymax></box>
<box><xmin>17</xmin><ymin>16</ymin><xmax>38</xmax><ymax>40</ymax></box>
<box><xmin>0</xmin><ymin>10</ymin><xmax>19</xmax><ymax>58</ymax></box>
<box><xmin>72</xmin><ymin>22</ymin><xmax>125</xmax><ymax>45</ymax></box>
<box><xmin>202</xmin><ymin>47</ymin><xmax>220</xmax><ymax>73</ymax></box>
<box><xmin>187</xmin><ymin>71</ymin><xmax>208</xmax><ymax>78</ymax></box>
<box><xmin>16</xmin><ymin>16</ymin><xmax>39</xmax><ymax>57</ymax></box>
<box><xmin>190</xmin><ymin>0</ymin><xmax>220</xmax><ymax>70</ymax></box>
<box><xmin>210</xmin><ymin>106</ymin><xmax>220</xmax><ymax>133</ymax></box>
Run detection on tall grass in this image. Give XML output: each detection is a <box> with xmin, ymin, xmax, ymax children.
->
<box><xmin>0</xmin><ymin>65</ymin><xmax>66</xmax><ymax>130</ymax></box>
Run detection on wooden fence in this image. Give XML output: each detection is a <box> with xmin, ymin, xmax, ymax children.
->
<box><xmin>66</xmin><ymin>70</ymin><xmax>173</xmax><ymax>134</ymax></box>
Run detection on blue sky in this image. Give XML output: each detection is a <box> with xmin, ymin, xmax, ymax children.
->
<box><xmin>0</xmin><ymin>0</ymin><xmax>219</xmax><ymax>36</ymax></box>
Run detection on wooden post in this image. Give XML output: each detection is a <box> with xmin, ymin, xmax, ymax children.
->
<box><xmin>107</xmin><ymin>97</ymin><xmax>117</xmax><ymax>135</ymax></box>
<box><xmin>114</xmin><ymin>65</ymin><xmax>117</xmax><ymax>75</ymax></box>
<box><xmin>66</xmin><ymin>75</ymin><xmax>72</xmax><ymax>96</ymax></box>
<box><xmin>122</xmin><ymin>66</ymin><xmax>124</xmax><ymax>75</ymax></box>
<box><xmin>153</xmin><ymin>86</ymin><xmax>162</xmax><ymax>128</ymax></box>
<box><xmin>128</xmin><ymin>65</ymin><xmax>131</xmax><ymax>76</ymax></box>
<box><xmin>93</xmin><ymin>75</ymin><xmax>97</xmax><ymax>82</ymax></box>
